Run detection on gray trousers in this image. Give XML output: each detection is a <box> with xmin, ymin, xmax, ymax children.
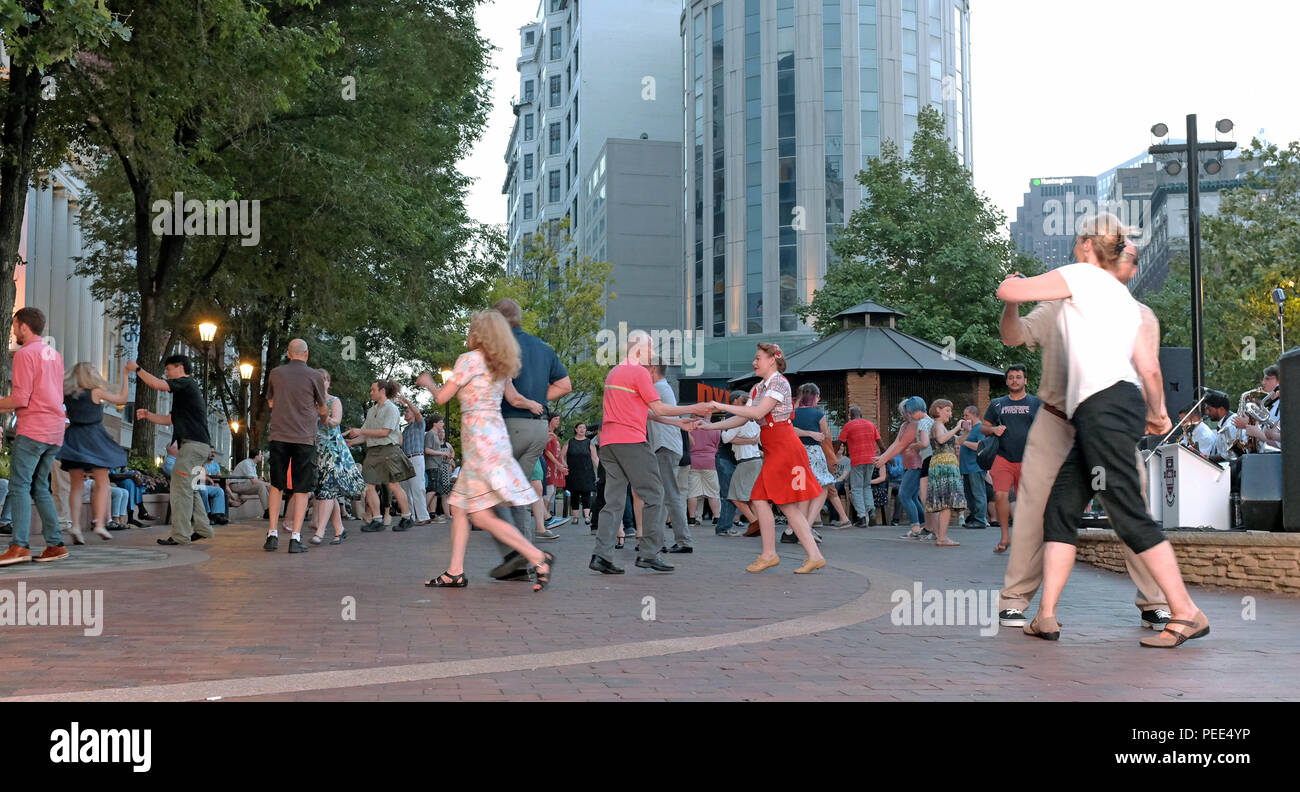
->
<box><xmin>654</xmin><ymin>446</ymin><xmax>691</xmax><ymax>546</ymax></box>
<box><xmin>493</xmin><ymin>417</ymin><xmax>549</xmax><ymax>556</ymax></box>
<box><xmin>594</xmin><ymin>442</ymin><xmax>664</xmax><ymax>563</ymax></box>
<box><xmin>849</xmin><ymin>464</ymin><xmax>874</xmax><ymax>518</ymax></box>
<box><xmin>170</xmin><ymin>440</ymin><xmax>213</xmax><ymax>543</ymax></box>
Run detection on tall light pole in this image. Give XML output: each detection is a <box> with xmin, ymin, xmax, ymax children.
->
<box><xmin>1273</xmin><ymin>288</ymin><xmax>1288</xmax><ymax>354</ymax></box>
<box><xmin>1148</xmin><ymin>115</ymin><xmax>1236</xmax><ymax>397</ymax></box>
<box><xmin>239</xmin><ymin>361</ymin><xmax>254</xmax><ymax>461</ymax></box>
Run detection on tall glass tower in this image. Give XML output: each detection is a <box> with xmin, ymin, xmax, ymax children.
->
<box><xmin>682</xmin><ymin>0</ymin><xmax>972</xmax><ymax>379</ymax></box>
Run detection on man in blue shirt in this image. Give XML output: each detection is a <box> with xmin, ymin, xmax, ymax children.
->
<box><xmin>957</xmin><ymin>405</ymin><xmax>989</xmax><ymax>528</ymax></box>
<box><xmin>489</xmin><ymin>298</ymin><xmax>572</xmax><ymax>580</ymax></box>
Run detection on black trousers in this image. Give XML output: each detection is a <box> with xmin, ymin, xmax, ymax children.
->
<box><xmin>1043</xmin><ymin>381</ymin><xmax>1167</xmax><ymax>554</ymax></box>
<box><xmin>568</xmin><ymin>487</ymin><xmax>593</xmax><ymax>512</ymax></box>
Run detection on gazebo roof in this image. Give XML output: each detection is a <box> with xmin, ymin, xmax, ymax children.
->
<box><xmin>727</xmin><ymin>300</ymin><xmax>1003</xmax><ymax>386</ymax></box>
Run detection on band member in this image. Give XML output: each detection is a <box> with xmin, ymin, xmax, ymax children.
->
<box><xmin>1203</xmin><ymin>392</ymin><xmax>1245</xmax><ymax>462</ymax></box>
<box><xmin>1233</xmin><ymin>364</ymin><xmax>1282</xmax><ymax>450</ymax></box>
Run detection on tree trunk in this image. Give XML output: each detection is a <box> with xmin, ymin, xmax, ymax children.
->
<box><xmin>130</xmin><ymin>293</ymin><xmax>168</xmax><ymax>458</ymax></box>
<box><xmin>0</xmin><ymin>63</ymin><xmax>41</xmax><ymax>390</ymax></box>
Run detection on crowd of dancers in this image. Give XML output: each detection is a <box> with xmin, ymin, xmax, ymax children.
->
<box><xmin>1</xmin><ymin>213</ymin><xmax>1249</xmax><ymax>647</ymax></box>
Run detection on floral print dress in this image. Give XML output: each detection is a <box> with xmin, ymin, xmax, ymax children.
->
<box><xmin>314</xmin><ymin>396</ymin><xmax>359</xmax><ymax>499</ymax></box>
<box><xmin>446</xmin><ymin>350</ymin><xmax>538</xmax><ymax>513</ymax></box>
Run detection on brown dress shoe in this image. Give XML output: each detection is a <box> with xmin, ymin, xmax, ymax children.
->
<box><xmin>0</xmin><ymin>544</ymin><xmax>33</xmax><ymax>565</ymax></box>
<box><xmin>33</xmin><ymin>545</ymin><xmax>69</xmax><ymax>563</ymax></box>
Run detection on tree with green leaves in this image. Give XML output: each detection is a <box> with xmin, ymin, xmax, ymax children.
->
<box><xmin>70</xmin><ymin>0</ymin><xmax>497</xmax><ymax>458</ymax></box>
<box><xmin>0</xmin><ymin>0</ymin><xmax>128</xmax><ymax>386</ymax></box>
<box><xmin>1145</xmin><ymin>137</ymin><xmax>1300</xmax><ymax>399</ymax></box>
<box><xmin>487</xmin><ymin>218</ymin><xmax>614</xmax><ymax>427</ymax></box>
<box><xmin>799</xmin><ymin>105</ymin><xmax>1041</xmax><ymax>389</ymax></box>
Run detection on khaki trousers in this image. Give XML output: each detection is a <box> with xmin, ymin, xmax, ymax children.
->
<box><xmin>999</xmin><ymin>408</ymin><xmax>1167</xmax><ymax>613</ymax></box>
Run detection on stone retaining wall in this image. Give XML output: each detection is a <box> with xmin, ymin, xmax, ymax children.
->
<box><xmin>1077</xmin><ymin>529</ymin><xmax>1300</xmax><ymax>595</ymax></box>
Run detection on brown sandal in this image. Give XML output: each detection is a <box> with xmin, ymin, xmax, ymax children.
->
<box><xmin>1023</xmin><ymin>614</ymin><xmax>1061</xmax><ymax>641</ymax></box>
<box><xmin>1140</xmin><ymin>611</ymin><xmax>1209</xmax><ymax>648</ymax></box>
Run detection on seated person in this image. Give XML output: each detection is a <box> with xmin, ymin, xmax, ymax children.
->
<box><xmin>81</xmin><ymin>479</ymin><xmax>131</xmax><ymax>530</ymax></box>
<box><xmin>227</xmin><ymin>449</ymin><xmax>271</xmax><ymax>519</ymax></box>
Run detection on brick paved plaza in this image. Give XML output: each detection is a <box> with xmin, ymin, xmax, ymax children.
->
<box><xmin>1</xmin><ymin>517</ymin><xmax>1297</xmax><ymax>702</ymax></box>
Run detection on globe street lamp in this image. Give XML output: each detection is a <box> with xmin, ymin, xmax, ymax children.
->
<box><xmin>238</xmin><ymin>361</ymin><xmax>254</xmax><ymax>461</ymax></box>
<box><xmin>1148</xmin><ymin>114</ymin><xmax>1237</xmax><ymax>397</ymax></box>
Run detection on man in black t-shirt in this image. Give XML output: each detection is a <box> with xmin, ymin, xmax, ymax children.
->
<box><xmin>131</xmin><ymin>354</ymin><xmax>213</xmax><ymax>546</ymax></box>
<box><xmin>982</xmin><ymin>364</ymin><xmax>1042</xmax><ymax>553</ymax></box>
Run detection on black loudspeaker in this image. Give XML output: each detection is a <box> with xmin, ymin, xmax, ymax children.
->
<box><xmin>1280</xmin><ymin>346</ymin><xmax>1300</xmax><ymax>531</ymax></box>
<box><xmin>1159</xmin><ymin>347</ymin><xmax>1194</xmax><ymax>417</ymax></box>
<box><xmin>1240</xmin><ymin>454</ymin><xmax>1283</xmax><ymax>531</ymax></box>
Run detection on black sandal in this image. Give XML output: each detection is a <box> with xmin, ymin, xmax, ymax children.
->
<box><xmin>533</xmin><ymin>553</ymin><xmax>555</xmax><ymax>593</ymax></box>
<box><xmin>615</xmin><ymin>536</ymin><xmax>625</xmax><ymax>549</ymax></box>
<box><xmin>426</xmin><ymin>571</ymin><xmax>467</xmax><ymax>588</ymax></box>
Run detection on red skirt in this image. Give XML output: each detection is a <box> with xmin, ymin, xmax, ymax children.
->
<box><xmin>749</xmin><ymin>419</ymin><xmax>820</xmax><ymax>505</ymax></box>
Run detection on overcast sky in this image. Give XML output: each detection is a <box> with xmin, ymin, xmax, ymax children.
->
<box><xmin>461</xmin><ymin>0</ymin><xmax>1300</xmax><ymax>230</ymax></box>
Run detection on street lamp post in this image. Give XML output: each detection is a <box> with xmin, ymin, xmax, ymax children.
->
<box><xmin>1148</xmin><ymin>114</ymin><xmax>1237</xmax><ymax>397</ymax></box>
<box><xmin>239</xmin><ymin>361</ymin><xmax>254</xmax><ymax>461</ymax></box>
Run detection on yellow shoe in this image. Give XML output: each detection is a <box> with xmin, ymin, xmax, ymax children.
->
<box><xmin>746</xmin><ymin>555</ymin><xmax>780</xmax><ymax>573</ymax></box>
<box><xmin>794</xmin><ymin>557</ymin><xmax>826</xmax><ymax>574</ymax></box>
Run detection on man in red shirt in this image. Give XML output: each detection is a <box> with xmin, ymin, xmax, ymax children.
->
<box><xmin>836</xmin><ymin>405</ymin><xmax>882</xmax><ymax>527</ymax></box>
<box><xmin>0</xmin><ymin>308</ymin><xmax>70</xmax><ymax>565</ymax></box>
<box><xmin>589</xmin><ymin>330</ymin><xmax>710</xmax><ymax>575</ymax></box>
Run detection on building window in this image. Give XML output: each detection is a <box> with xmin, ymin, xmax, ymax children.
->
<box><xmin>524</xmin><ymin>153</ymin><xmax>534</xmax><ymax>181</ymax></box>
<box><xmin>523</xmin><ymin>193</ymin><xmax>534</xmax><ymax>220</ymax></box>
<box><xmin>692</xmin><ymin>11</ymin><xmax>705</xmax><ymax>333</ymax></box>
<box><xmin>711</xmin><ymin>2</ymin><xmax>725</xmax><ymax>338</ymax></box>
<box><xmin>549</xmin><ymin>122</ymin><xmax>561</xmax><ymax>154</ymax></box>
<box><xmin>549</xmin><ymin>75</ymin><xmax>561</xmax><ymax>107</ymax></box>
<box><xmin>524</xmin><ymin>113</ymin><xmax>534</xmax><ymax>142</ymax></box>
<box><xmin>549</xmin><ymin>170</ymin><xmax>560</xmax><ymax>203</ymax></box>
<box><xmin>523</xmin><ymin>79</ymin><xmax>534</xmax><ymax>103</ymax></box>
<box><xmin>745</xmin><ymin>0</ymin><xmax>762</xmax><ymax>334</ymax></box>
<box><xmin>525</xmin><ymin>30</ymin><xmax>535</xmax><ymax>47</ymax></box>
<box><xmin>550</xmin><ymin>27</ymin><xmax>562</xmax><ymax>60</ymax></box>
<box><xmin>550</xmin><ymin>0</ymin><xmax>561</xmax><ymax>11</ymax></box>
<box><xmin>777</xmin><ymin>0</ymin><xmax>797</xmax><ymax>333</ymax></box>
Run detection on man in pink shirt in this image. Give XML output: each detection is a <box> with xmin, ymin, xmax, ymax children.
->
<box><xmin>589</xmin><ymin>330</ymin><xmax>710</xmax><ymax>575</ymax></box>
<box><xmin>0</xmin><ymin>308</ymin><xmax>70</xmax><ymax>565</ymax></box>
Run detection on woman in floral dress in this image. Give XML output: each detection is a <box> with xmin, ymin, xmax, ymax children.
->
<box><xmin>415</xmin><ymin>310</ymin><xmax>555</xmax><ymax>591</ymax></box>
<box><xmin>311</xmin><ymin>368</ymin><xmax>354</xmax><ymax>544</ymax></box>
<box><xmin>923</xmin><ymin>399</ymin><xmax>969</xmax><ymax>547</ymax></box>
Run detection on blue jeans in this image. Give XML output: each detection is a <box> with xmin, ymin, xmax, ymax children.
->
<box><xmin>201</xmin><ymin>485</ymin><xmax>226</xmax><ymax>515</ymax></box>
<box><xmin>0</xmin><ymin>478</ymin><xmax>9</xmax><ymax>523</ymax></box>
<box><xmin>9</xmin><ymin>435</ymin><xmax>63</xmax><ymax>549</ymax></box>
<box><xmin>715</xmin><ymin>456</ymin><xmax>737</xmax><ymax>533</ymax></box>
<box><xmin>898</xmin><ymin>468</ymin><xmax>923</xmax><ymax>528</ymax></box>
<box><xmin>118</xmin><ymin>477</ymin><xmax>144</xmax><ymax>507</ymax></box>
<box><xmin>963</xmin><ymin>471</ymin><xmax>989</xmax><ymax>526</ymax></box>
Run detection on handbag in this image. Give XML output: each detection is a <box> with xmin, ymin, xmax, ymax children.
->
<box><xmin>976</xmin><ymin>430</ymin><xmax>1000</xmax><ymax>471</ymax></box>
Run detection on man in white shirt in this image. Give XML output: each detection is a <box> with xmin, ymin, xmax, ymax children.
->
<box><xmin>1202</xmin><ymin>392</ymin><xmax>1244</xmax><ymax>462</ymax></box>
<box><xmin>1178</xmin><ymin>407</ymin><xmax>1216</xmax><ymax>456</ymax></box>
<box><xmin>228</xmin><ymin>449</ymin><xmax>271</xmax><ymax>518</ymax></box>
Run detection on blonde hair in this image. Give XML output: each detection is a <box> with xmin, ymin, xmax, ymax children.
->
<box><xmin>1075</xmin><ymin>212</ymin><xmax>1134</xmax><ymax>272</ymax></box>
<box><xmin>928</xmin><ymin>398</ymin><xmax>953</xmax><ymax>419</ymax></box>
<box><xmin>467</xmin><ymin>310</ymin><xmax>522</xmax><ymax>382</ymax></box>
<box><xmin>64</xmin><ymin>362</ymin><xmax>109</xmax><ymax>396</ymax></box>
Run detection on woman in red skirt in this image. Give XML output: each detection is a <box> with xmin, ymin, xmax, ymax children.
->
<box><xmin>701</xmin><ymin>343</ymin><xmax>826</xmax><ymax>573</ymax></box>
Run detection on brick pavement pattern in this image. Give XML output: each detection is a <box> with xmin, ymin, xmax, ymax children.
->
<box><xmin>1</xmin><ymin>519</ymin><xmax>1296</xmax><ymax>701</ymax></box>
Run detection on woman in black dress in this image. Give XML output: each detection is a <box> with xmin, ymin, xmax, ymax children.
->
<box><xmin>56</xmin><ymin>363</ymin><xmax>130</xmax><ymax>543</ymax></box>
<box><xmin>562</xmin><ymin>421</ymin><xmax>598</xmax><ymax>526</ymax></box>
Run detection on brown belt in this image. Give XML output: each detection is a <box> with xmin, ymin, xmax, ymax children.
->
<box><xmin>1043</xmin><ymin>404</ymin><xmax>1068</xmax><ymax>421</ymax></box>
